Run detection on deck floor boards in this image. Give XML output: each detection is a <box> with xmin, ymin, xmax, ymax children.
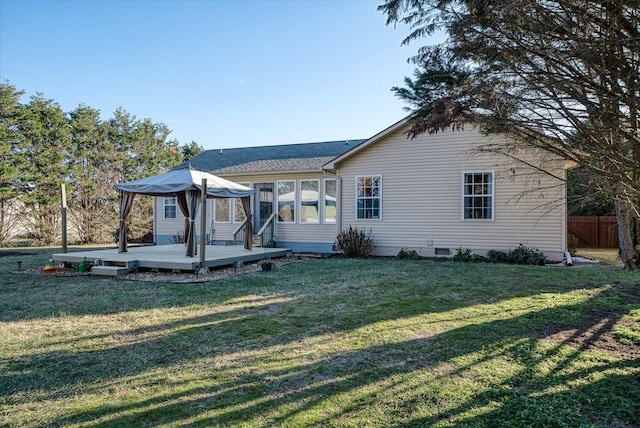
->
<box><xmin>52</xmin><ymin>244</ymin><xmax>290</xmax><ymax>272</ymax></box>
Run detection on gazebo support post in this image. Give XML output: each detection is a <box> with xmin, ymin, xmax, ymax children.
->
<box><xmin>199</xmin><ymin>178</ymin><xmax>207</xmax><ymax>270</ymax></box>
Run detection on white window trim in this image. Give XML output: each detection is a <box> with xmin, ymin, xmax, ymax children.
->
<box><xmin>461</xmin><ymin>170</ymin><xmax>495</xmax><ymax>221</ymax></box>
<box><xmin>300</xmin><ymin>179</ymin><xmax>320</xmax><ymax>224</ymax></box>
<box><xmin>163</xmin><ymin>196</ymin><xmax>177</xmax><ymax>219</ymax></box>
<box><xmin>232</xmin><ymin>182</ymin><xmax>251</xmax><ymax>223</ymax></box>
<box><xmin>277</xmin><ymin>180</ymin><xmax>296</xmax><ymax>224</ymax></box>
<box><xmin>355</xmin><ymin>174</ymin><xmax>382</xmax><ymax>221</ymax></box>
<box><xmin>323</xmin><ymin>178</ymin><xmax>337</xmax><ymax>224</ymax></box>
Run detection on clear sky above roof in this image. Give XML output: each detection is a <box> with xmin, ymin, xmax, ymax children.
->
<box><xmin>0</xmin><ymin>0</ymin><xmax>440</xmax><ymax>149</ymax></box>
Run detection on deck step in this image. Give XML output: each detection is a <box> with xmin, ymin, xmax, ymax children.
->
<box><xmin>101</xmin><ymin>259</ymin><xmax>138</xmax><ymax>269</ymax></box>
<box><xmin>91</xmin><ymin>265</ymin><xmax>132</xmax><ymax>277</ymax></box>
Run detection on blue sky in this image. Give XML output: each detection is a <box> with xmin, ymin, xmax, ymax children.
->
<box><xmin>0</xmin><ymin>0</ymin><xmax>438</xmax><ymax>149</ymax></box>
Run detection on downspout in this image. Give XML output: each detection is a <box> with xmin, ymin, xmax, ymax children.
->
<box><xmin>336</xmin><ymin>174</ymin><xmax>342</xmax><ymax>234</ymax></box>
<box><xmin>565</xmin><ymin>251</ymin><xmax>573</xmax><ymax>267</ymax></box>
<box><xmin>152</xmin><ymin>196</ymin><xmax>157</xmax><ymax>245</ymax></box>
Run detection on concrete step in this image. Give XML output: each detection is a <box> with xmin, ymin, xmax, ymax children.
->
<box><xmin>91</xmin><ymin>265</ymin><xmax>131</xmax><ymax>277</ymax></box>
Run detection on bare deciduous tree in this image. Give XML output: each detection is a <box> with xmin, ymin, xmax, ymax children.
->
<box><xmin>380</xmin><ymin>0</ymin><xmax>640</xmax><ymax>268</ymax></box>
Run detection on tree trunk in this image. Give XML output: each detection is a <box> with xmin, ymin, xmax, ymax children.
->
<box><xmin>615</xmin><ymin>198</ymin><xmax>637</xmax><ymax>270</ymax></box>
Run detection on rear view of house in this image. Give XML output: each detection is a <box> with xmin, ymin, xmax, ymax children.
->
<box><xmin>154</xmin><ymin>139</ymin><xmax>366</xmax><ymax>253</ymax></box>
<box><xmin>153</xmin><ymin>118</ymin><xmax>567</xmax><ymax>260</ymax></box>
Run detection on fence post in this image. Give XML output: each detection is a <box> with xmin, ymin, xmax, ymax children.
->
<box><xmin>61</xmin><ymin>183</ymin><xmax>67</xmax><ymax>253</ymax></box>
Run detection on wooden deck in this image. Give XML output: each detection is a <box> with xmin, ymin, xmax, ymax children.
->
<box><xmin>52</xmin><ymin>244</ymin><xmax>291</xmax><ymax>276</ymax></box>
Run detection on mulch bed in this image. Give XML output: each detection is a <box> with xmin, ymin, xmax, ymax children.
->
<box><xmin>13</xmin><ymin>254</ymin><xmax>321</xmax><ymax>283</ymax></box>
<box><xmin>0</xmin><ymin>250</ymin><xmax>35</xmax><ymax>257</ymax></box>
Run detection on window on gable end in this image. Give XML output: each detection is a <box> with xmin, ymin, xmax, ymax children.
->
<box><xmin>463</xmin><ymin>172</ymin><xmax>494</xmax><ymax>220</ymax></box>
<box><xmin>356</xmin><ymin>175</ymin><xmax>381</xmax><ymax>220</ymax></box>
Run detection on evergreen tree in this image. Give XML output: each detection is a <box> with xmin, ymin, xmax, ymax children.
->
<box><xmin>104</xmin><ymin>109</ymin><xmax>183</xmax><ymax>242</ymax></box>
<box><xmin>68</xmin><ymin>104</ymin><xmax>117</xmax><ymax>243</ymax></box>
<box><xmin>567</xmin><ymin>166</ymin><xmax>616</xmax><ymax>217</ymax></box>
<box><xmin>0</xmin><ymin>83</ymin><xmax>189</xmax><ymax>247</ymax></box>
<box><xmin>180</xmin><ymin>141</ymin><xmax>204</xmax><ymax>161</ymax></box>
<box><xmin>17</xmin><ymin>94</ymin><xmax>70</xmax><ymax>244</ymax></box>
<box><xmin>0</xmin><ymin>82</ymin><xmax>25</xmax><ymax>244</ymax></box>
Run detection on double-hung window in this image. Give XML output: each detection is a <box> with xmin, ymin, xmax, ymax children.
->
<box><xmin>463</xmin><ymin>172</ymin><xmax>493</xmax><ymax>220</ymax></box>
<box><xmin>164</xmin><ymin>196</ymin><xmax>177</xmax><ymax>219</ymax></box>
<box><xmin>277</xmin><ymin>181</ymin><xmax>295</xmax><ymax>223</ymax></box>
<box><xmin>300</xmin><ymin>180</ymin><xmax>319</xmax><ymax>223</ymax></box>
<box><xmin>356</xmin><ymin>175</ymin><xmax>381</xmax><ymax>220</ymax></box>
<box><xmin>324</xmin><ymin>179</ymin><xmax>337</xmax><ymax>224</ymax></box>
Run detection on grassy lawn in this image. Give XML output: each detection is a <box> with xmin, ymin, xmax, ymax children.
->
<box><xmin>1</xmin><ymin>248</ymin><xmax>639</xmax><ymax>427</ymax></box>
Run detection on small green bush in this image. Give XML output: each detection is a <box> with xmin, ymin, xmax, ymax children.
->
<box><xmin>487</xmin><ymin>250</ymin><xmax>510</xmax><ymax>264</ymax></box>
<box><xmin>453</xmin><ymin>248</ymin><xmax>487</xmax><ymax>263</ymax></box>
<box><xmin>397</xmin><ymin>248</ymin><xmax>421</xmax><ymax>260</ymax></box>
<box><xmin>453</xmin><ymin>247</ymin><xmax>473</xmax><ymax>262</ymax></box>
<box><xmin>567</xmin><ymin>234</ymin><xmax>579</xmax><ymax>256</ymax></box>
<box><xmin>456</xmin><ymin>246</ymin><xmax>547</xmax><ymax>265</ymax></box>
<box><xmin>335</xmin><ymin>226</ymin><xmax>375</xmax><ymax>258</ymax></box>
<box><xmin>508</xmin><ymin>244</ymin><xmax>547</xmax><ymax>265</ymax></box>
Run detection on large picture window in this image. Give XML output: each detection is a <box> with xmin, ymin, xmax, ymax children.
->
<box><xmin>300</xmin><ymin>180</ymin><xmax>319</xmax><ymax>223</ymax></box>
<box><xmin>463</xmin><ymin>172</ymin><xmax>493</xmax><ymax>220</ymax></box>
<box><xmin>324</xmin><ymin>179</ymin><xmax>337</xmax><ymax>224</ymax></box>
<box><xmin>164</xmin><ymin>196</ymin><xmax>177</xmax><ymax>219</ymax></box>
<box><xmin>277</xmin><ymin>181</ymin><xmax>295</xmax><ymax>223</ymax></box>
<box><xmin>356</xmin><ymin>175</ymin><xmax>381</xmax><ymax>220</ymax></box>
<box><xmin>215</xmin><ymin>198</ymin><xmax>230</xmax><ymax>223</ymax></box>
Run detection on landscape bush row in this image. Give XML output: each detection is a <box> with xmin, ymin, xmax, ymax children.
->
<box><xmin>336</xmin><ymin>226</ymin><xmax>548</xmax><ymax>265</ymax></box>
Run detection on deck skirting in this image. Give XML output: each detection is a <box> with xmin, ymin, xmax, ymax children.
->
<box><xmin>52</xmin><ymin>244</ymin><xmax>290</xmax><ymax>275</ymax></box>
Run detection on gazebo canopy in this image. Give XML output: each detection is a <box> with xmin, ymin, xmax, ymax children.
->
<box><xmin>115</xmin><ymin>167</ymin><xmax>254</xmax><ymax>198</ymax></box>
<box><xmin>115</xmin><ymin>167</ymin><xmax>254</xmax><ymax>256</ymax></box>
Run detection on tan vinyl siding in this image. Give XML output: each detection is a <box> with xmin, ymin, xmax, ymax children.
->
<box><xmin>154</xmin><ymin>172</ymin><xmax>340</xmax><ymax>246</ymax></box>
<box><xmin>154</xmin><ymin>197</ymin><xmax>186</xmax><ymax>240</ymax></box>
<box><xmin>337</xmin><ymin>126</ymin><xmax>566</xmax><ymax>260</ymax></box>
<box><xmin>228</xmin><ymin>173</ymin><xmax>339</xmax><ymax>246</ymax></box>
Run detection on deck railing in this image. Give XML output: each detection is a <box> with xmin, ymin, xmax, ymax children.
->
<box><xmin>232</xmin><ymin>219</ymin><xmax>248</xmax><ymax>245</ymax></box>
<box><xmin>256</xmin><ymin>213</ymin><xmax>276</xmax><ymax>248</ymax></box>
<box><xmin>232</xmin><ymin>213</ymin><xmax>276</xmax><ymax>247</ymax></box>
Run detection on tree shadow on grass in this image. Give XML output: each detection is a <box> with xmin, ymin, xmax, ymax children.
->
<box><xmin>6</xmin><ymin>275</ymin><xmax>636</xmax><ymax>427</ymax></box>
<box><xmin>1</xmin><ymin>260</ymin><xmax>624</xmax><ymax>394</ymax></box>
<box><xmin>58</xmin><ymin>308</ymin><xmax>638</xmax><ymax>426</ymax></box>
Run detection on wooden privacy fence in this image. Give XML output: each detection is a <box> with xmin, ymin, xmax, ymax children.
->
<box><xmin>567</xmin><ymin>216</ymin><xmax>618</xmax><ymax>248</ymax></box>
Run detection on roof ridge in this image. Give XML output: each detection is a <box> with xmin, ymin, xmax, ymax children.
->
<box><xmin>205</xmin><ymin>138</ymin><xmax>367</xmax><ymax>153</ymax></box>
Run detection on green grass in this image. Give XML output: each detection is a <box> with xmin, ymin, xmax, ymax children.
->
<box><xmin>1</xmin><ymin>248</ymin><xmax>639</xmax><ymax>427</ymax></box>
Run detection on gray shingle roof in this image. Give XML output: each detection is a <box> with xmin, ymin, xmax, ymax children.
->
<box><xmin>210</xmin><ymin>157</ymin><xmax>336</xmax><ymax>175</ymax></box>
<box><xmin>176</xmin><ymin>139</ymin><xmax>366</xmax><ymax>175</ymax></box>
